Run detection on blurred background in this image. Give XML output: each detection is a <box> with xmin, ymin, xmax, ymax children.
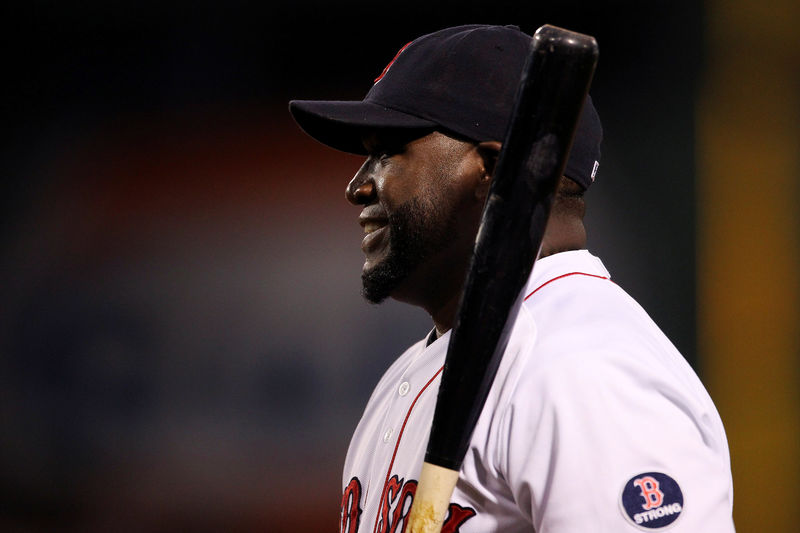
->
<box><xmin>1</xmin><ymin>1</ymin><xmax>797</xmax><ymax>531</ymax></box>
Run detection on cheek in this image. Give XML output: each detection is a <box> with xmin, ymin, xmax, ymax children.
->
<box><xmin>420</xmin><ymin>179</ymin><xmax>480</xmax><ymax>238</ymax></box>
<box><xmin>380</xmin><ymin>143</ymin><xmax>482</xmax><ymax>218</ymax></box>
<box><xmin>378</xmin><ymin>165</ymin><xmax>428</xmax><ymax>211</ymax></box>
<box><xmin>439</xmin><ymin>158</ymin><xmax>485</xmax><ymax>214</ymax></box>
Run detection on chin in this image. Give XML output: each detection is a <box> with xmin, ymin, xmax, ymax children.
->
<box><xmin>361</xmin><ymin>259</ymin><xmax>415</xmax><ymax>305</ymax></box>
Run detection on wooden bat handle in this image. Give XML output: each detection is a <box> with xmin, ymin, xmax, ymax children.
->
<box><xmin>406</xmin><ymin>462</ymin><xmax>459</xmax><ymax>533</ymax></box>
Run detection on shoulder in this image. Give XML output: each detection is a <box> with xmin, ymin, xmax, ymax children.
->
<box><xmin>483</xmin><ymin>252</ymin><xmax>733</xmax><ymax>529</ymax></box>
<box><xmin>507</xmin><ymin>250</ymin><xmax>717</xmax><ymax>429</ymax></box>
<box><xmin>494</xmin><ymin>337</ymin><xmax>733</xmax><ymax>531</ymax></box>
<box><xmin>518</xmin><ymin>250</ymin><xmax>686</xmax><ymax>373</ymax></box>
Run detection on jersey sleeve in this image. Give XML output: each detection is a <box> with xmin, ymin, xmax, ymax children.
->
<box><xmin>496</xmin><ymin>343</ymin><xmax>735</xmax><ymax>533</ymax></box>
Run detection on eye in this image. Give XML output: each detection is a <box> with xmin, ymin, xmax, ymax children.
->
<box><xmin>363</xmin><ymin>139</ymin><xmax>395</xmax><ymax>160</ymax></box>
<box><xmin>379</xmin><ymin>147</ymin><xmax>399</xmax><ymax>160</ymax></box>
<box><xmin>372</xmin><ymin>152</ymin><xmax>394</xmax><ymax>171</ymax></box>
<box><xmin>373</xmin><ymin>143</ymin><xmax>404</xmax><ymax>165</ymax></box>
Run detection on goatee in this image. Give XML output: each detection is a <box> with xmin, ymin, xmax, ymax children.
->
<box><xmin>361</xmin><ymin>197</ymin><xmax>453</xmax><ymax>304</ymax></box>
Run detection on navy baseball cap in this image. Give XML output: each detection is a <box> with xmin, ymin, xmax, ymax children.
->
<box><xmin>289</xmin><ymin>24</ymin><xmax>602</xmax><ymax>188</ymax></box>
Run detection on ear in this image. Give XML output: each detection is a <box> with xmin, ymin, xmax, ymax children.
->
<box><xmin>475</xmin><ymin>141</ymin><xmax>502</xmax><ymax>200</ymax></box>
<box><xmin>476</xmin><ymin>141</ymin><xmax>501</xmax><ymax>178</ymax></box>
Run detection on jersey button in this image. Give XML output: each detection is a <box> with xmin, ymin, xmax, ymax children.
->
<box><xmin>383</xmin><ymin>428</ymin><xmax>394</xmax><ymax>443</ymax></box>
<box><xmin>398</xmin><ymin>381</ymin><xmax>410</xmax><ymax>396</ymax></box>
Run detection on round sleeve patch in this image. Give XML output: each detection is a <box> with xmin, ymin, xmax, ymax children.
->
<box><xmin>620</xmin><ymin>472</ymin><xmax>683</xmax><ymax>529</ymax></box>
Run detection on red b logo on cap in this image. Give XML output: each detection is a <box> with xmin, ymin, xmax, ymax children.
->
<box><xmin>374</xmin><ymin>41</ymin><xmax>412</xmax><ymax>84</ymax></box>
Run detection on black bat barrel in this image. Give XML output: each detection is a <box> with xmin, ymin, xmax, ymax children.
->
<box><xmin>424</xmin><ymin>25</ymin><xmax>599</xmax><ymax>471</ymax></box>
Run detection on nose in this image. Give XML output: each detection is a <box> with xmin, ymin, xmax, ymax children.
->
<box><xmin>346</xmin><ymin>158</ymin><xmax>378</xmax><ymax>205</ymax></box>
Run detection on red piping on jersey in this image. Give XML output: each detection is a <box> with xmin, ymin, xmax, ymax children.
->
<box><xmin>372</xmin><ymin>365</ymin><xmax>445</xmax><ymax>533</ymax></box>
<box><xmin>524</xmin><ymin>271</ymin><xmax>610</xmax><ymax>301</ymax></box>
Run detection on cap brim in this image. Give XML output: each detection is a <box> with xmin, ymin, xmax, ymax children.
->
<box><xmin>289</xmin><ymin>100</ymin><xmax>438</xmax><ymax>155</ymax></box>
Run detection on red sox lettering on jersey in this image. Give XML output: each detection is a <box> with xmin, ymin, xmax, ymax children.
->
<box><xmin>341</xmin><ymin>478</ymin><xmax>363</xmax><ymax>533</ymax></box>
<box><xmin>342</xmin><ymin>251</ymin><xmax>735</xmax><ymax>532</ymax></box>
<box><xmin>340</xmin><ymin>475</ymin><xmax>475</xmax><ymax>533</ymax></box>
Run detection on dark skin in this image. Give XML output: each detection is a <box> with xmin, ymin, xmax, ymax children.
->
<box><xmin>346</xmin><ymin>129</ymin><xmax>587</xmax><ymax>335</ymax></box>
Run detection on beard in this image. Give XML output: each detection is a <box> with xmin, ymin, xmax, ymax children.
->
<box><xmin>361</xmin><ymin>196</ymin><xmax>457</xmax><ymax>304</ymax></box>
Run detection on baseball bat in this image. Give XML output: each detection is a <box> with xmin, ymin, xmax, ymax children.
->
<box><xmin>406</xmin><ymin>25</ymin><xmax>599</xmax><ymax>533</ymax></box>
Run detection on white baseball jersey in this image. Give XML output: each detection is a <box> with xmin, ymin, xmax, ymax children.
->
<box><xmin>339</xmin><ymin>249</ymin><xmax>734</xmax><ymax>533</ymax></box>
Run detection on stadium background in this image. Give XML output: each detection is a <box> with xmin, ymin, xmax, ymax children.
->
<box><xmin>1</xmin><ymin>1</ymin><xmax>797</xmax><ymax>531</ymax></box>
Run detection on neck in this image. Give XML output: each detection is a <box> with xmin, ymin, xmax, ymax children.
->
<box><xmin>539</xmin><ymin>213</ymin><xmax>586</xmax><ymax>258</ymax></box>
<box><xmin>428</xmin><ymin>215</ymin><xmax>586</xmax><ymax>334</ymax></box>
<box><xmin>394</xmin><ymin>267</ymin><xmax>465</xmax><ymax>336</ymax></box>
<box><xmin>430</xmin><ymin>291</ymin><xmax>462</xmax><ymax>336</ymax></box>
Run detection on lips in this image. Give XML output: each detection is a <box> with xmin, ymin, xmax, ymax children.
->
<box><xmin>359</xmin><ymin>207</ymin><xmax>389</xmax><ymax>255</ymax></box>
<box><xmin>363</xmin><ymin>221</ymin><xmax>386</xmax><ymax>234</ymax></box>
<box><xmin>361</xmin><ymin>224</ymin><xmax>388</xmax><ymax>252</ymax></box>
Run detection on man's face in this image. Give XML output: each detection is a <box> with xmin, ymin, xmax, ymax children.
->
<box><xmin>346</xmin><ymin>130</ymin><xmax>486</xmax><ymax>305</ymax></box>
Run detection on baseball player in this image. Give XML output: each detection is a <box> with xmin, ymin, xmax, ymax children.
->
<box><xmin>290</xmin><ymin>24</ymin><xmax>735</xmax><ymax>532</ymax></box>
